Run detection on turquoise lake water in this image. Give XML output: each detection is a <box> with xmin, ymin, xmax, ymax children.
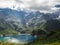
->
<box><xmin>0</xmin><ymin>34</ymin><xmax>37</xmax><ymax>44</ymax></box>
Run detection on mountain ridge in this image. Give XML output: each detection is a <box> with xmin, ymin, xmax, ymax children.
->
<box><xmin>0</xmin><ymin>8</ymin><xmax>60</xmax><ymax>34</ymax></box>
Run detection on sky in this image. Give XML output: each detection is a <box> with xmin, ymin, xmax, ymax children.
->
<box><xmin>0</xmin><ymin>0</ymin><xmax>60</xmax><ymax>12</ymax></box>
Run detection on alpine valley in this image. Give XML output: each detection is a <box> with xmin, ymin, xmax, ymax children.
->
<box><xmin>0</xmin><ymin>8</ymin><xmax>60</xmax><ymax>34</ymax></box>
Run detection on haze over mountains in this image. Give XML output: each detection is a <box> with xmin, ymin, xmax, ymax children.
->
<box><xmin>0</xmin><ymin>8</ymin><xmax>60</xmax><ymax>34</ymax></box>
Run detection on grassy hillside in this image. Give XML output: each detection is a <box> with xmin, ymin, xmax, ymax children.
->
<box><xmin>0</xmin><ymin>28</ymin><xmax>18</xmax><ymax>34</ymax></box>
<box><xmin>28</xmin><ymin>30</ymin><xmax>60</xmax><ymax>45</ymax></box>
<box><xmin>0</xmin><ymin>22</ymin><xmax>18</xmax><ymax>34</ymax></box>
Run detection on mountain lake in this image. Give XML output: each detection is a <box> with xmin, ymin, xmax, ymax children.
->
<box><xmin>0</xmin><ymin>34</ymin><xmax>37</xmax><ymax>44</ymax></box>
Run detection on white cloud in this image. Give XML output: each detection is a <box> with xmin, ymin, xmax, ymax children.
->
<box><xmin>0</xmin><ymin>0</ymin><xmax>60</xmax><ymax>12</ymax></box>
<box><xmin>0</xmin><ymin>0</ymin><xmax>15</xmax><ymax>8</ymax></box>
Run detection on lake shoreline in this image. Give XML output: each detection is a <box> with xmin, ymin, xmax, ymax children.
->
<box><xmin>0</xmin><ymin>34</ymin><xmax>37</xmax><ymax>45</ymax></box>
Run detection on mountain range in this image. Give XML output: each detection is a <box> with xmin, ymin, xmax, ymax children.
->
<box><xmin>0</xmin><ymin>8</ymin><xmax>60</xmax><ymax>34</ymax></box>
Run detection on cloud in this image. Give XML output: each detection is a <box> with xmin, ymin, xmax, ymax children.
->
<box><xmin>0</xmin><ymin>0</ymin><xmax>60</xmax><ymax>12</ymax></box>
<box><xmin>0</xmin><ymin>0</ymin><xmax>15</xmax><ymax>8</ymax></box>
